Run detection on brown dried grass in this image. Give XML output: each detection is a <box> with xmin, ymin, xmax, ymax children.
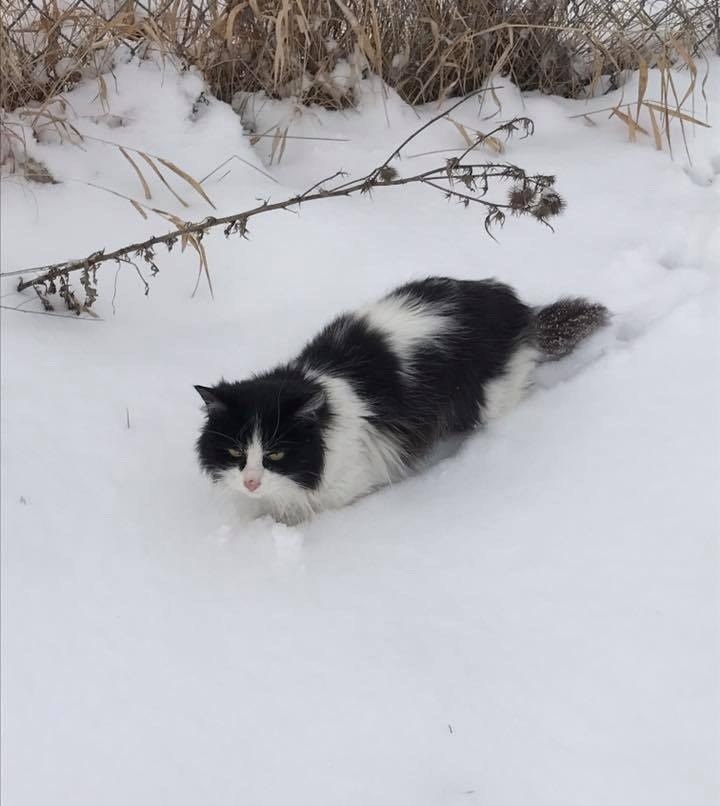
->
<box><xmin>2</xmin><ymin>0</ymin><xmax>715</xmax><ymax>113</ymax></box>
<box><xmin>0</xmin><ymin>0</ymin><xmax>715</xmax><ymax>172</ymax></box>
<box><xmin>200</xmin><ymin>0</ymin><xmax>715</xmax><ymax>106</ymax></box>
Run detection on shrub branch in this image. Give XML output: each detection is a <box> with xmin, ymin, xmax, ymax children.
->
<box><xmin>6</xmin><ymin>105</ymin><xmax>564</xmax><ymax>313</ymax></box>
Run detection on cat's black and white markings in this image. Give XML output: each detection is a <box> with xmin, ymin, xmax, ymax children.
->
<box><xmin>195</xmin><ymin>277</ymin><xmax>608</xmax><ymax>523</ymax></box>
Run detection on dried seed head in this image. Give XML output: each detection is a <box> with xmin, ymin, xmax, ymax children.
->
<box><xmin>534</xmin><ymin>174</ymin><xmax>556</xmax><ymax>189</ymax></box>
<box><xmin>532</xmin><ymin>189</ymin><xmax>566</xmax><ymax>219</ymax></box>
<box><xmin>508</xmin><ymin>185</ymin><xmax>536</xmax><ymax>210</ymax></box>
<box><xmin>378</xmin><ymin>165</ymin><xmax>398</xmax><ymax>182</ymax></box>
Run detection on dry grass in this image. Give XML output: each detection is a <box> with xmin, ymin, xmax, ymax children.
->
<box><xmin>2</xmin><ymin>0</ymin><xmax>715</xmax><ymax>113</ymax></box>
<box><xmin>0</xmin><ymin>0</ymin><xmax>716</xmax><ymax>174</ymax></box>
<box><xmin>200</xmin><ymin>0</ymin><xmax>716</xmax><ymax>106</ymax></box>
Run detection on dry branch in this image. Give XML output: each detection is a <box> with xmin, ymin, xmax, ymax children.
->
<box><xmin>6</xmin><ymin>101</ymin><xmax>564</xmax><ymax>314</ymax></box>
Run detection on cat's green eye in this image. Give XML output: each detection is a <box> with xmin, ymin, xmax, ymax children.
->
<box><xmin>267</xmin><ymin>451</ymin><xmax>285</xmax><ymax>461</ymax></box>
<box><xmin>228</xmin><ymin>447</ymin><xmax>244</xmax><ymax>458</ymax></box>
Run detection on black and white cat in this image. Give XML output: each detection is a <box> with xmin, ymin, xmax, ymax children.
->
<box><xmin>195</xmin><ymin>277</ymin><xmax>608</xmax><ymax>523</ymax></box>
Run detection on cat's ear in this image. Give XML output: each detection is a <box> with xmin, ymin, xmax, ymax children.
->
<box><xmin>296</xmin><ymin>389</ymin><xmax>327</xmax><ymax>420</ymax></box>
<box><xmin>194</xmin><ymin>385</ymin><xmax>225</xmax><ymax>411</ymax></box>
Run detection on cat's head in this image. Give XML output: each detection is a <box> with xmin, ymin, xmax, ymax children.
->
<box><xmin>194</xmin><ymin>373</ymin><xmax>329</xmax><ymax>503</ymax></box>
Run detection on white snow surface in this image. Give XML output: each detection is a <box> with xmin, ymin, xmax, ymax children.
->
<box><xmin>2</xmin><ymin>56</ymin><xmax>719</xmax><ymax>805</ymax></box>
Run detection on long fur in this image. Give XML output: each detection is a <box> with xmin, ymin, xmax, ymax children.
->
<box><xmin>534</xmin><ymin>297</ymin><xmax>610</xmax><ymax>359</ymax></box>
<box><xmin>195</xmin><ymin>277</ymin><xmax>608</xmax><ymax>523</ymax></box>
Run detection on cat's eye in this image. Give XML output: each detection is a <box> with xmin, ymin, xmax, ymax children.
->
<box><xmin>267</xmin><ymin>451</ymin><xmax>285</xmax><ymax>461</ymax></box>
<box><xmin>228</xmin><ymin>447</ymin><xmax>244</xmax><ymax>458</ymax></box>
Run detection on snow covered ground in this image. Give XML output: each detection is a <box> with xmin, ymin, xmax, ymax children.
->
<box><xmin>1</xmin><ymin>55</ymin><xmax>719</xmax><ymax>806</ymax></box>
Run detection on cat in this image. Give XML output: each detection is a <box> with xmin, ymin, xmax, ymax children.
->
<box><xmin>195</xmin><ymin>277</ymin><xmax>608</xmax><ymax>524</ymax></box>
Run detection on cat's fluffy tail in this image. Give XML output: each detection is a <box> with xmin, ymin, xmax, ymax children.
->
<box><xmin>533</xmin><ymin>297</ymin><xmax>610</xmax><ymax>359</ymax></box>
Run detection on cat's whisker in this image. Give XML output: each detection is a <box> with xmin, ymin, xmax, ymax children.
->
<box><xmin>233</xmin><ymin>419</ymin><xmax>253</xmax><ymax>444</ymax></box>
<box><xmin>269</xmin><ymin>378</ymin><xmax>287</xmax><ymax>446</ymax></box>
<box><xmin>204</xmin><ymin>430</ymin><xmax>239</xmax><ymax>444</ymax></box>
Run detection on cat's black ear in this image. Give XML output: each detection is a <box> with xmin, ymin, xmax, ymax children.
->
<box><xmin>194</xmin><ymin>385</ymin><xmax>225</xmax><ymax>411</ymax></box>
<box><xmin>296</xmin><ymin>389</ymin><xmax>327</xmax><ymax>420</ymax></box>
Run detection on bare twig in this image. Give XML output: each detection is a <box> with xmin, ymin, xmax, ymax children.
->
<box><xmin>6</xmin><ymin>106</ymin><xmax>563</xmax><ymax>311</ymax></box>
<box><xmin>331</xmin><ymin>87</ymin><xmax>502</xmax><ymax>195</ymax></box>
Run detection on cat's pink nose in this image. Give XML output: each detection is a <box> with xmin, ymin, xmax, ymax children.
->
<box><xmin>244</xmin><ymin>478</ymin><xmax>261</xmax><ymax>492</ymax></box>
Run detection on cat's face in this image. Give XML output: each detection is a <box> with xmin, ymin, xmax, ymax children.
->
<box><xmin>195</xmin><ymin>376</ymin><xmax>329</xmax><ymax>505</ymax></box>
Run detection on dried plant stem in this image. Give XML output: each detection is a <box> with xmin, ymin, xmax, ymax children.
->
<box><xmin>10</xmin><ymin>165</ymin><xmax>525</xmax><ymax>289</ymax></box>
<box><xmin>6</xmin><ymin>111</ymin><xmax>562</xmax><ymax>308</ymax></box>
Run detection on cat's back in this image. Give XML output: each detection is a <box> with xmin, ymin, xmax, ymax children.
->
<box><xmin>296</xmin><ymin>277</ymin><xmax>530</xmax><ymax>375</ymax></box>
<box><xmin>344</xmin><ymin>276</ymin><xmax>530</xmax><ymax>351</ymax></box>
<box><xmin>294</xmin><ymin>278</ymin><xmax>454</xmax><ymax>378</ymax></box>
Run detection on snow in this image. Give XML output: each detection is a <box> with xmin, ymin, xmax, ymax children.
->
<box><xmin>2</xmin><ymin>54</ymin><xmax>719</xmax><ymax>806</ymax></box>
